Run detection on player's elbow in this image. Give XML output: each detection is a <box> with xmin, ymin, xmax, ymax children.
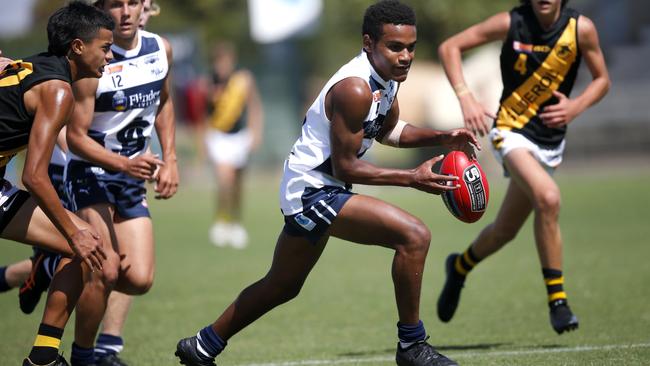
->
<box><xmin>438</xmin><ymin>40</ymin><xmax>454</xmax><ymax>62</ymax></box>
<box><xmin>331</xmin><ymin>162</ymin><xmax>355</xmax><ymax>183</ymax></box>
<box><xmin>21</xmin><ymin>169</ymin><xmax>47</xmax><ymax>194</ymax></box>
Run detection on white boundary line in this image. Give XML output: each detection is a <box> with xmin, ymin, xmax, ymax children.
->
<box><xmin>237</xmin><ymin>342</ymin><xmax>650</xmax><ymax>366</ymax></box>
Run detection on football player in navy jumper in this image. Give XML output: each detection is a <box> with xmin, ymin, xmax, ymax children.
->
<box><xmin>176</xmin><ymin>1</ymin><xmax>478</xmax><ymax>366</ymax></box>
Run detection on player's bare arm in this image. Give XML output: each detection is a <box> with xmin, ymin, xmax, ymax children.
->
<box><xmin>377</xmin><ymin>97</ymin><xmax>481</xmax><ymax>158</ymax></box>
<box><xmin>23</xmin><ymin>80</ymin><xmax>105</xmax><ymax>269</ymax></box>
<box><xmin>539</xmin><ymin>15</ymin><xmax>610</xmax><ymax>127</ymax></box>
<box><xmin>69</xmin><ymin>77</ymin><xmax>163</xmax><ymax>180</ymax></box>
<box><xmin>153</xmin><ymin>37</ymin><xmax>179</xmax><ymax>199</ymax></box>
<box><xmin>438</xmin><ymin>12</ymin><xmax>510</xmax><ymax>136</ymax></box>
<box><xmin>327</xmin><ymin>77</ymin><xmax>457</xmax><ymax>194</ymax></box>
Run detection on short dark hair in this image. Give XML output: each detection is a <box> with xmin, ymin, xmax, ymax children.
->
<box><xmin>47</xmin><ymin>1</ymin><xmax>115</xmax><ymax>56</ymax></box>
<box><xmin>362</xmin><ymin>0</ymin><xmax>416</xmax><ymax>40</ymax></box>
<box><xmin>520</xmin><ymin>0</ymin><xmax>570</xmax><ymax>8</ymax></box>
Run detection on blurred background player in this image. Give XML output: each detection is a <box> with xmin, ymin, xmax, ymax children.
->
<box><xmin>0</xmin><ymin>2</ymin><xmax>114</xmax><ymax>365</ymax></box>
<box><xmin>436</xmin><ymin>0</ymin><xmax>610</xmax><ymax>334</ymax></box>
<box><xmin>205</xmin><ymin>42</ymin><xmax>264</xmax><ymax>249</ymax></box>
<box><xmin>175</xmin><ymin>1</ymin><xmax>478</xmax><ymax>366</ymax></box>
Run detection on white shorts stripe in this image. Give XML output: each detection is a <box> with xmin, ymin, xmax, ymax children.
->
<box><xmin>310</xmin><ymin>206</ymin><xmax>331</xmax><ymax>225</ymax></box>
<box><xmin>319</xmin><ymin>200</ymin><xmax>337</xmax><ymax>216</ymax></box>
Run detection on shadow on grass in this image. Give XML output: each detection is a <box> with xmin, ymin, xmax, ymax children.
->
<box><xmin>338</xmin><ymin>343</ymin><xmax>509</xmax><ymax>357</ymax></box>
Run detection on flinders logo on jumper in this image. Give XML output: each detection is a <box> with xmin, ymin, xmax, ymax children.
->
<box><xmin>110</xmin><ymin>88</ymin><xmax>161</xmax><ymax>111</ymax></box>
<box><xmin>463</xmin><ymin>165</ymin><xmax>487</xmax><ymax>212</ymax></box>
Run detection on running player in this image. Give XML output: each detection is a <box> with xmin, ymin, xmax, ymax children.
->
<box><xmin>0</xmin><ymin>2</ymin><xmax>114</xmax><ymax>365</ymax></box>
<box><xmin>205</xmin><ymin>42</ymin><xmax>264</xmax><ymax>249</ymax></box>
<box><xmin>58</xmin><ymin>0</ymin><xmax>178</xmax><ymax>365</ymax></box>
<box><xmin>175</xmin><ymin>2</ymin><xmax>476</xmax><ymax>366</ymax></box>
<box><xmin>436</xmin><ymin>0</ymin><xmax>610</xmax><ymax>334</ymax></box>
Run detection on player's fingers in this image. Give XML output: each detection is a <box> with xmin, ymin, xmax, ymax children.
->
<box><xmin>82</xmin><ymin>256</ymin><xmax>96</xmax><ymax>272</ymax></box>
<box><xmin>483</xmin><ymin>110</ymin><xmax>497</xmax><ymax>119</ymax></box>
<box><xmin>552</xmin><ymin>90</ymin><xmax>567</xmax><ymax>100</ymax></box>
<box><xmin>96</xmin><ymin>243</ymin><xmax>107</xmax><ymax>260</ymax></box>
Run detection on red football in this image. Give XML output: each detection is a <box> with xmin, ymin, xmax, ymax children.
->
<box><xmin>439</xmin><ymin>151</ymin><xmax>489</xmax><ymax>223</ymax></box>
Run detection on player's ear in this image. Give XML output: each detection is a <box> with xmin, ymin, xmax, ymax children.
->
<box><xmin>70</xmin><ymin>39</ymin><xmax>85</xmax><ymax>56</ymax></box>
<box><xmin>362</xmin><ymin>34</ymin><xmax>373</xmax><ymax>53</ymax></box>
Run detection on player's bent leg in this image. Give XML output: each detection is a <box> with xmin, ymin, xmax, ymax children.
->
<box><xmin>0</xmin><ymin>258</ymin><xmax>31</xmax><ymax>291</ymax></box>
<box><xmin>72</xmin><ymin>204</ymin><xmax>120</xmax><ymax>354</ymax></box>
<box><xmin>504</xmin><ymin>149</ymin><xmax>578</xmax><ymax>334</ymax></box>
<box><xmin>504</xmin><ymin>148</ymin><xmax>562</xmax><ymax>269</ymax></box>
<box><xmin>176</xmin><ymin>231</ymin><xmax>327</xmax><ymax>366</ymax></box>
<box><xmin>112</xmin><ymin>216</ymin><xmax>155</xmax><ymax>294</ymax></box>
<box><xmin>1</xmin><ymin>196</ymin><xmax>79</xmax><ymax>256</ymax></box>
<box><xmin>215</xmin><ymin>231</ymin><xmax>327</xmax><ymax>339</ymax></box>
<box><xmin>95</xmin><ymin>291</ymin><xmax>132</xmax><ymax>365</ymax></box>
<box><xmin>437</xmin><ymin>179</ymin><xmax>533</xmax><ymax>323</ymax></box>
<box><xmin>329</xmin><ymin>195</ymin><xmax>456</xmax><ymax>366</ymax></box>
<box><xmin>330</xmin><ymin>194</ymin><xmax>430</xmax><ymax>324</ymax></box>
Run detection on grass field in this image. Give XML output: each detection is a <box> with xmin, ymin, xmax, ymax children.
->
<box><xmin>2</xmin><ymin>167</ymin><xmax>650</xmax><ymax>365</ymax></box>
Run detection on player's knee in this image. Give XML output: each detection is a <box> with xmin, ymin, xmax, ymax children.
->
<box><xmin>536</xmin><ymin>189</ymin><xmax>561</xmax><ymax>216</ymax></box>
<box><xmin>130</xmin><ymin>273</ymin><xmax>154</xmax><ymax>294</ymax></box>
<box><xmin>400</xmin><ymin>220</ymin><xmax>431</xmax><ymax>255</ymax></box>
<box><xmin>95</xmin><ymin>252</ymin><xmax>120</xmax><ymax>291</ymax></box>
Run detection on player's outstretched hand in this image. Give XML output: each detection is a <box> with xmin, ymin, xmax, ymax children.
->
<box><xmin>539</xmin><ymin>90</ymin><xmax>579</xmax><ymax>128</ymax></box>
<box><xmin>458</xmin><ymin>93</ymin><xmax>496</xmax><ymax>137</ymax></box>
<box><xmin>125</xmin><ymin>152</ymin><xmax>164</xmax><ymax>180</ymax></box>
<box><xmin>444</xmin><ymin>128</ymin><xmax>481</xmax><ymax>159</ymax></box>
<box><xmin>69</xmin><ymin>228</ymin><xmax>105</xmax><ymax>271</ymax></box>
<box><xmin>411</xmin><ymin>155</ymin><xmax>460</xmax><ymax>195</ymax></box>
<box><xmin>153</xmin><ymin>158</ymin><xmax>179</xmax><ymax>199</ymax></box>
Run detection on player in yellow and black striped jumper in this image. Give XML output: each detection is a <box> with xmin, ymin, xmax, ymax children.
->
<box><xmin>0</xmin><ymin>2</ymin><xmax>115</xmax><ymax>365</ymax></box>
<box><xmin>205</xmin><ymin>42</ymin><xmax>264</xmax><ymax>249</ymax></box>
<box><xmin>437</xmin><ymin>0</ymin><xmax>610</xmax><ymax>334</ymax></box>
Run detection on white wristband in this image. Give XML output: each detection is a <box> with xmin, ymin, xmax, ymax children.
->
<box><xmin>380</xmin><ymin>119</ymin><xmax>407</xmax><ymax>147</ymax></box>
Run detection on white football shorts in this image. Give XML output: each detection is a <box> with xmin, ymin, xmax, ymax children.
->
<box><xmin>489</xmin><ymin>127</ymin><xmax>565</xmax><ymax>175</ymax></box>
<box><xmin>205</xmin><ymin>128</ymin><xmax>252</xmax><ymax>169</ymax></box>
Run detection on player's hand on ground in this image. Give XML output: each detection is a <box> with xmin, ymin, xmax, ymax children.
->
<box><xmin>411</xmin><ymin>155</ymin><xmax>460</xmax><ymax>195</ymax></box>
<box><xmin>153</xmin><ymin>158</ymin><xmax>179</xmax><ymax>199</ymax></box>
<box><xmin>69</xmin><ymin>228</ymin><xmax>106</xmax><ymax>271</ymax></box>
<box><xmin>125</xmin><ymin>152</ymin><xmax>164</xmax><ymax>180</ymax></box>
<box><xmin>539</xmin><ymin>90</ymin><xmax>580</xmax><ymax>128</ymax></box>
<box><xmin>458</xmin><ymin>93</ymin><xmax>496</xmax><ymax>137</ymax></box>
<box><xmin>444</xmin><ymin>128</ymin><xmax>481</xmax><ymax>159</ymax></box>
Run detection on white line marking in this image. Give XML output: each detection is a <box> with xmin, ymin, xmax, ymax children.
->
<box><xmin>236</xmin><ymin>342</ymin><xmax>650</xmax><ymax>366</ymax></box>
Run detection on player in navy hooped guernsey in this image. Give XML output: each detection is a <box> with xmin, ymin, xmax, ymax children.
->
<box><xmin>176</xmin><ymin>2</ymin><xmax>478</xmax><ymax>366</ymax></box>
<box><xmin>58</xmin><ymin>0</ymin><xmax>178</xmax><ymax>365</ymax></box>
<box><xmin>437</xmin><ymin>0</ymin><xmax>610</xmax><ymax>335</ymax></box>
<box><xmin>0</xmin><ymin>2</ymin><xmax>115</xmax><ymax>365</ymax></box>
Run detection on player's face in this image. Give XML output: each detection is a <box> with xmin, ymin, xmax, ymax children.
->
<box><xmin>139</xmin><ymin>0</ymin><xmax>151</xmax><ymax>29</ymax></box>
<box><xmin>78</xmin><ymin>28</ymin><xmax>114</xmax><ymax>78</ymax></box>
<box><xmin>531</xmin><ymin>0</ymin><xmax>561</xmax><ymax>17</ymax></box>
<box><xmin>103</xmin><ymin>0</ymin><xmax>143</xmax><ymax>40</ymax></box>
<box><xmin>365</xmin><ymin>23</ymin><xmax>416</xmax><ymax>82</ymax></box>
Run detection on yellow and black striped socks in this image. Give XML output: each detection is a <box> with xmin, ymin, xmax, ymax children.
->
<box><xmin>454</xmin><ymin>247</ymin><xmax>482</xmax><ymax>277</ymax></box>
<box><xmin>543</xmin><ymin>268</ymin><xmax>567</xmax><ymax>306</ymax></box>
<box><xmin>27</xmin><ymin>323</ymin><xmax>63</xmax><ymax>365</ymax></box>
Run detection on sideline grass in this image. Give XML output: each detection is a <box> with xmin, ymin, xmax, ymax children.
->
<box><xmin>1</xmin><ymin>169</ymin><xmax>649</xmax><ymax>365</ymax></box>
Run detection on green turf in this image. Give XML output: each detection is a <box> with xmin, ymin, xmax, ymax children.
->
<box><xmin>2</xmin><ymin>169</ymin><xmax>649</xmax><ymax>365</ymax></box>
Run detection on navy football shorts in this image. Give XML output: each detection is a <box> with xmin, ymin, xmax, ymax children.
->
<box><xmin>283</xmin><ymin>185</ymin><xmax>355</xmax><ymax>245</ymax></box>
<box><xmin>66</xmin><ymin>160</ymin><xmax>150</xmax><ymax>219</ymax></box>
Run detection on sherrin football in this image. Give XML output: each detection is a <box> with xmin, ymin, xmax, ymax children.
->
<box><xmin>440</xmin><ymin>151</ymin><xmax>489</xmax><ymax>223</ymax></box>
